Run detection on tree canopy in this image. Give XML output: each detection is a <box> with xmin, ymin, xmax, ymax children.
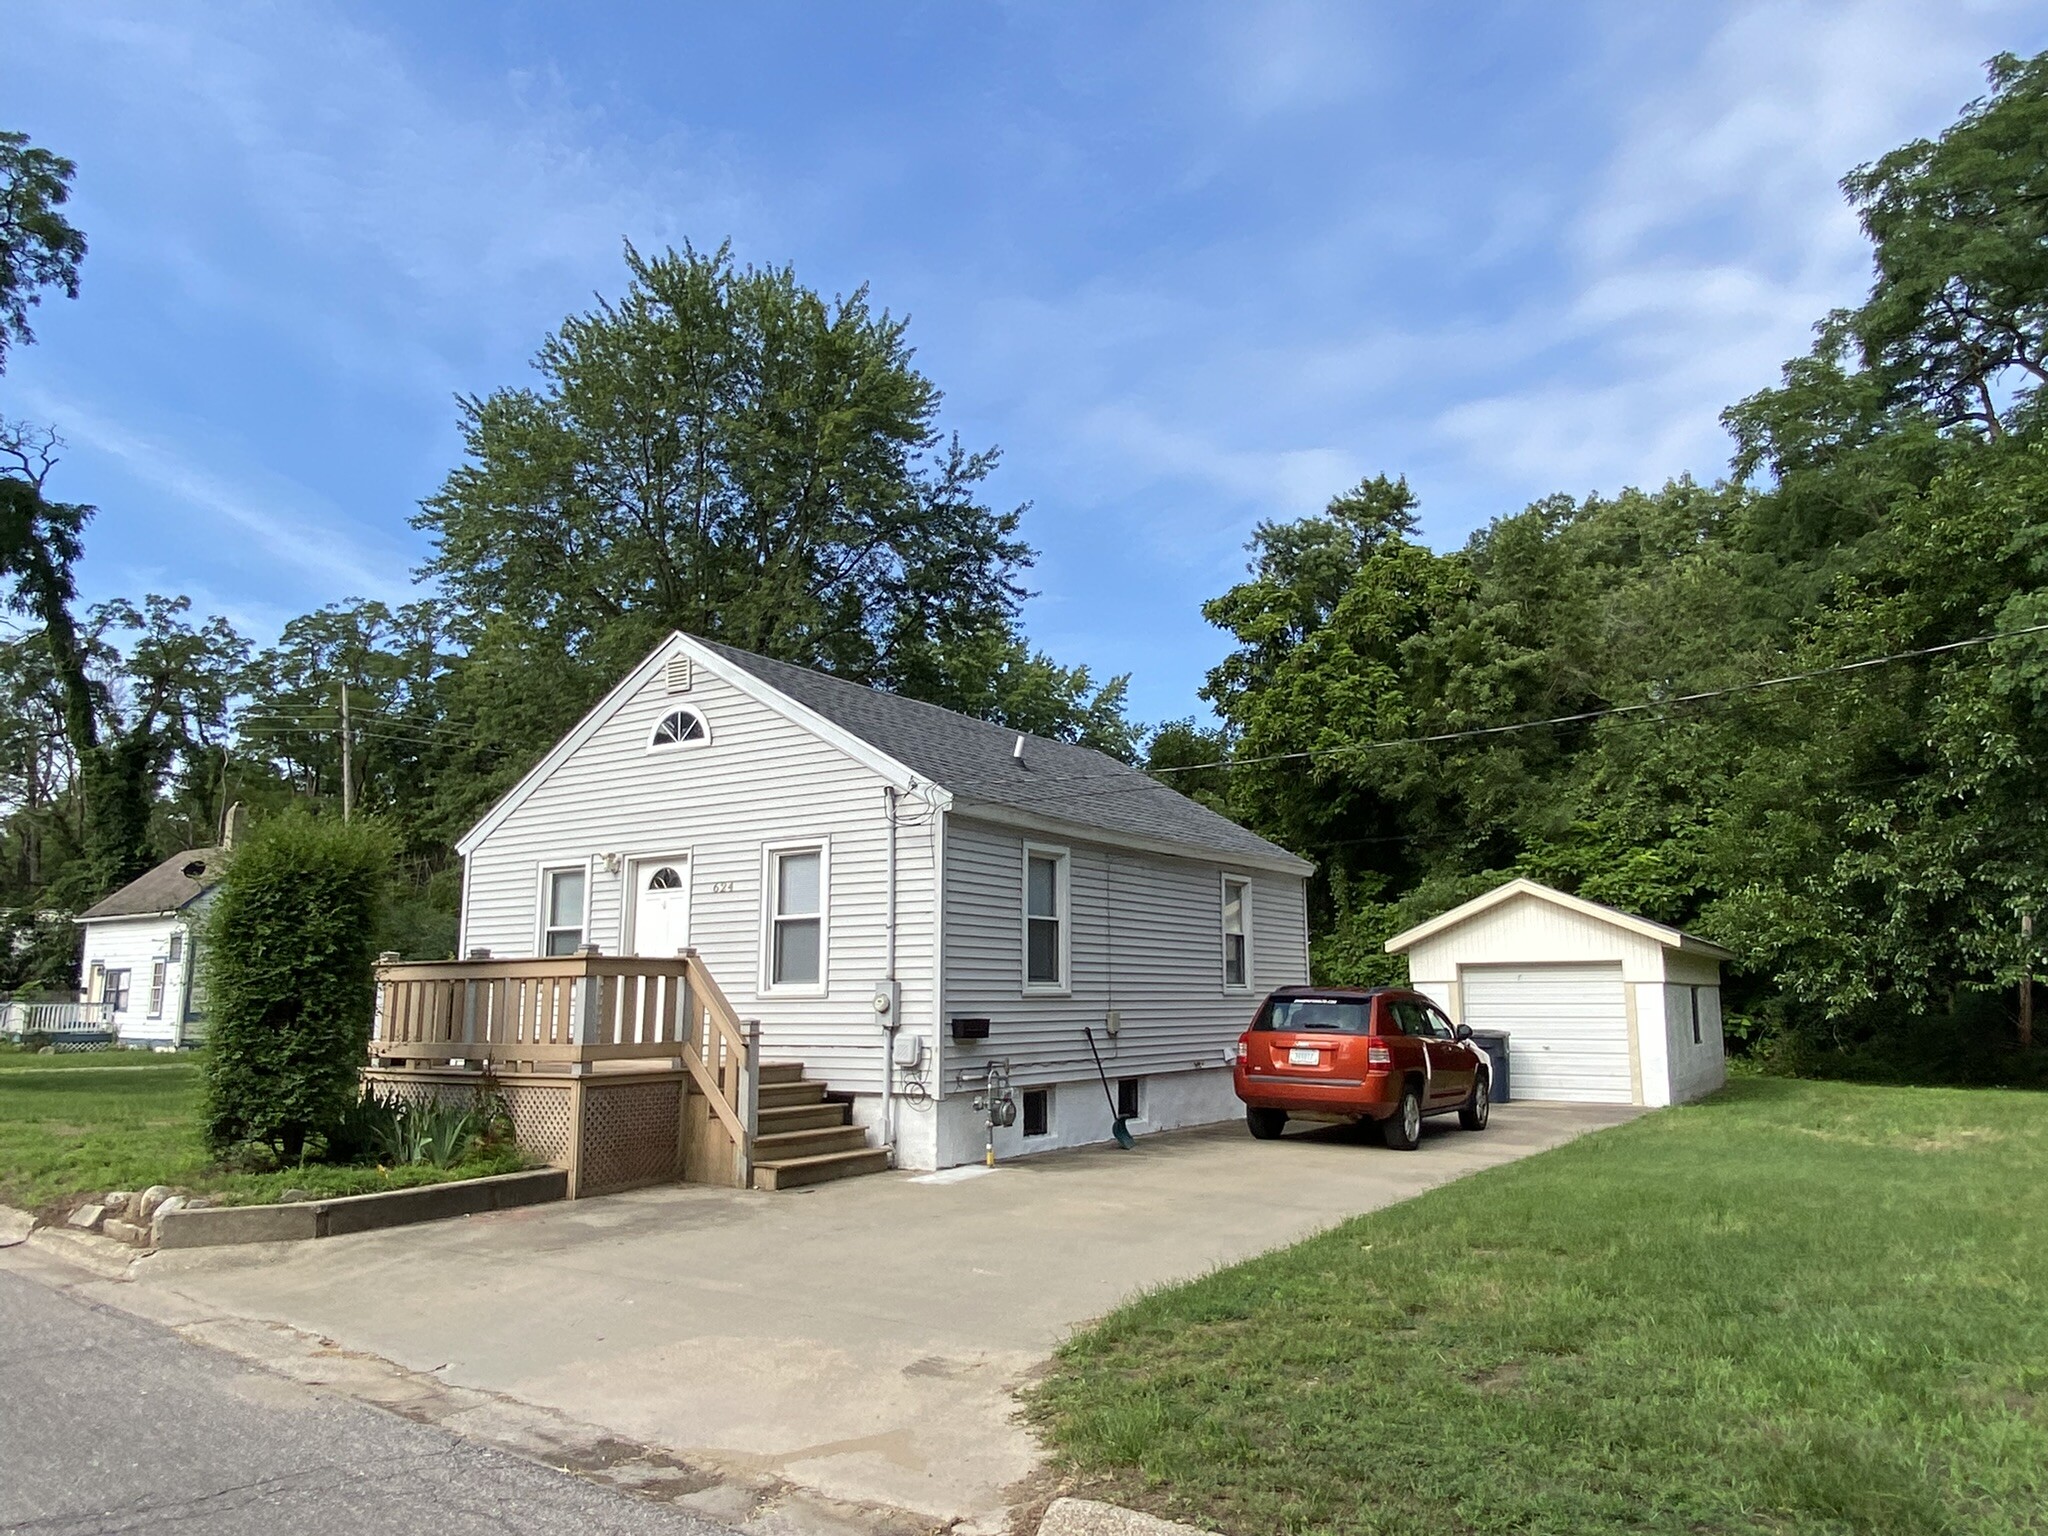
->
<box><xmin>1170</xmin><ymin>55</ymin><xmax>2048</xmax><ymax>1076</ymax></box>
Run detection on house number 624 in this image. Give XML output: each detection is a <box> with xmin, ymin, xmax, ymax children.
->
<box><xmin>710</xmin><ymin>880</ymin><xmax>736</xmax><ymax>894</ymax></box>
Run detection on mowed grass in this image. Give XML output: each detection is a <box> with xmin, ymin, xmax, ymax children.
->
<box><xmin>1029</xmin><ymin>1079</ymin><xmax>2048</xmax><ymax>1536</ymax></box>
<box><xmin>0</xmin><ymin>1046</ymin><xmax>521</xmax><ymax>1213</ymax></box>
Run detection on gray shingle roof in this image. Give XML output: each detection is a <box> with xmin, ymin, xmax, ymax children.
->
<box><xmin>77</xmin><ymin>848</ymin><xmax>223</xmax><ymax>921</ymax></box>
<box><xmin>697</xmin><ymin>639</ymin><xmax>1311</xmax><ymax>873</ymax></box>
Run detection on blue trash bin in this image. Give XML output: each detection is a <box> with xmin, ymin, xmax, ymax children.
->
<box><xmin>1468</xmin><ymin>1029</ymin><xmax>1510</xmax><ymax>1102</ymax></box>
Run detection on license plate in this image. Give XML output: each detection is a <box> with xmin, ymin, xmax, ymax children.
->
<box><xmin>1288</xmin><ymin>1046</ymin><xmax>1320</xmax><ymax>1065</ymax></box>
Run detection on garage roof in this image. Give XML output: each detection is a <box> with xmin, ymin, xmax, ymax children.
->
<box><xmin>1383</xmin><ymin>877</ymin><xmax>1735</xmax><ymax>960</ymax></box>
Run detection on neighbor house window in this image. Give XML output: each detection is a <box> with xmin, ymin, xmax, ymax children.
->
<box><xmin>648</xmin><ymin>706</ymin><xmax>708</xmax><ymax>749</ymax></box>
<box><xmin>1222</xmin><ymin>877</ymin><xmax>1251</xmax><ymax>988</ymax></box>
<box><xmin>1024</xmin><ymin>846</ymin><xmax>1068</xmax><ymax>989</ymax></box>
<box><xmin>148</xmin><ymin>960</ymin><xmax>167</xmax><ymax>1019</ymax></box>
<box><xmin>103</xmin><ymin>968</ymin><xmax>131</xmax><ymax>1014</ymax></box>
<box><xmin>167</xmin><ymin>932</ymin><xmax>183</xmax><ymax>963</ymax></box>
<box><xmin>541</xmin><ymin>866</ymin><xmax>586</xmax><ymax>956</ymax></box>
<box><xmin>767</xmin><ymin>845</ymin><xmax>825</xmax><ymax>988</ymax></box>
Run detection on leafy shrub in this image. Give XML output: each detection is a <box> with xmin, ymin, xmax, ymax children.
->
<box><xmin>324</xmin><ymin>1083</ymin><xmax>511</xmax><ymax>1168</ymax></box>
<box><xmin>201</xmin><ymin>811</ymin><xmax>395</xmax><ymax>1158</ymax></box>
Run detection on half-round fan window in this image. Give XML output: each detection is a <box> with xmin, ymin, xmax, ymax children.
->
<box><xmin>649</xmin><ymin>707</ymin><xmax>709</xmax><ymax>749</ymax></box>
<box><xmin>648</xmin><ymin>866</ymin><xmax>684</xmax><ymax>890</ymax></box>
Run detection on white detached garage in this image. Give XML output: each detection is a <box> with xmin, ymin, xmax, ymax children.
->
<box><xmin>1385</xmin><ymin>878</ymin><xmax>1731</xmax><ymax>1107</ymax></box>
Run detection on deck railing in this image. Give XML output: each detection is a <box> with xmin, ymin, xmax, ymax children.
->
<box><xmin>370</xmin><ymin>949</ymin><xmax>757</xmax><ymax>1189</ymax></box>
<box><xmin>0</xmin><ymin>999</ymin><xmax>116</xmax><ymax>1043</ymax></box>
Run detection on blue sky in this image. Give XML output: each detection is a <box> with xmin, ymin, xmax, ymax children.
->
<box><xmin>4</xmin><ymin>1</ymin><xmax>2041</xmax><ymax>724</ymax></box>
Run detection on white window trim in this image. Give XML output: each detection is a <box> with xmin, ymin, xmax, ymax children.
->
<box><xmin>1220</xmin><ymin>872</ymin><xmax>1254</xmax><ymax>993</ymax></box>
<box><xmin>534</xmin><ymin>858</ymin><xmax>595</xmax><ymax>958</ymax></box>
<box><xmin>147</xmin><ymin>958</ymin><xmax>168</xmax><ymax>1019</ymax></box>
<box><xmin>1021</xmin><ymin>842</ymin><xmax>1072</xmax><ymax>996</ymax></box>
<box><xmin>645</xmin><ymin>705</ymin><xmax>711</xmax><ymax>752</ymax></box>
<box><xmin>620</xmin><ymin>849</ymin><xmax>694</xmax><ymax>957</ymax></box>
<box><xmin>760</xmin><ymin>839</ymin><xmax>830</xmax><ymax>996</ymax></box>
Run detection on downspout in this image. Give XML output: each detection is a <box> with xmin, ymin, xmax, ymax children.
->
<box><xmin>880</xmin><ymin>786</ymin><xmax>899</xmax><ymax>1162</ymax></box>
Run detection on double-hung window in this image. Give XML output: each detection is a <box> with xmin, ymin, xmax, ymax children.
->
<box><xmin>767</xmin><ymin>845</ymin><xmax>825</xmax><ymax>989</ymax></box>
<box><xmin>1024</xmin><ymin>846</ymin><xmax>1068</xmax><ymax>990</ymax></box>
<box><xmin>1222</xmin><ymin>877</ymin><xmax>1251</xmax><ymax>989</ymax></box>
<box><xmin>148</xmin><ymin>960</ymin><xmax>167</xmax><ymax>1019</ymax></box>
<box><xmin>541</xmin><ymin>866</ymin><xmax>586</xmax><ymax>956</ymax></box>
<box><xmin>103</xmin><ymin>968</ymin><xmax>131</xmax><ymax>1015</ymax></box>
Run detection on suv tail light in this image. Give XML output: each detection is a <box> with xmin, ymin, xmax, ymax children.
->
<box><xmin>1367</xmin><ymin>1039</ymin><xmax>1392</xmax><ymax>1072</ymax></box>
<box><xmin>1234</xmin><ymin>1034</ymin><xmax>1249</xmax><ymax>1063</ymax></box>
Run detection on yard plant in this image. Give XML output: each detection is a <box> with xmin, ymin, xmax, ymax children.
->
<box><xmin>201</xmin><ymin>810</ymin><xmax>393</xmax><ymax>1158</ymax></box>
<box><xmin>0</xmin><ymin>1045</ymin><xmax>523</xmax><ymax>1213</ymax></box>
<box><xmin>1032</xmin><ymin>1079</ymin><xmax>2047</xmax><ymax>1536</ymax></box>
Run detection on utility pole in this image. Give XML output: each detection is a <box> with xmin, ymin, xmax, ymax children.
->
<box><xmin>2023</xmin><ymin>913</ymin><xmax>2035</xmax><ymax>1050</ymax></box>
<box><xmin>340</xmin><ymin>681</ymin><xmax>353</xmax><ymax>823</ymax></box>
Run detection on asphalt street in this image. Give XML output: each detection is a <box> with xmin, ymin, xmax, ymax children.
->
<box><xmin>0</xmin><ymin>1265</ymin><xmax>739</xmax><ymax>1536</ymax></box>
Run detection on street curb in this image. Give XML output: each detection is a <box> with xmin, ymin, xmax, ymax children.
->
<box><xmin>1039</xmin><ymin>1498</ymin><xmax>1218</xmax><ymax>1536</ymax></box>
<box><xmin>154</xmin><ymin>1167</ymin><xmax>569</xmax><ymax>1248</ymax></box>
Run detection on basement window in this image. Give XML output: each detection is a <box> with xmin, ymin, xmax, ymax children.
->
<box><xmin>1022</xmin><ymin>1088</ymin><xmax>1049</xmax><ymax>1138</ymax></box>
<box><xmin>1117</xmin><ymin>1078</ymin><xmax>1142</xmax><ymax>1120</ymax></box>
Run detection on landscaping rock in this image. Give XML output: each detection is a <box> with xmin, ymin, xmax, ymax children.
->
<box><xmin>106</xmin><ymin>1191</ymin><xmax>135</xmax><ymax>1217</ymax></box>
<box><xmin>66</xmin><ymin>1203</ymin><xmax>105</xmax><ymax>1231</ymax></box>
<box><xmin>137</xmin><ymin>1185</ymin><xmax>178</xmax><ymax>1222</ymax></box>
<box><xmin>1039</xmin><ymin>1500</ymin><xmax>1218</xmax><ymax>1536</ymax></box>
<box><xmin>102</xmin><ymin>1218</ymin><xmax>148</xmax><ymax>1246</ymax></box>
<box><xmin>149</xmin><ymin>1195</ymin><xmax>188</xmax><ymax>1245</ymax></box>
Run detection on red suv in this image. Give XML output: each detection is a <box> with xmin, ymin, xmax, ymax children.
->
<box><xmin>1232</xmin><ymin>986</ymin><xmax>1490</xmax><ymax>1150</ymax></box>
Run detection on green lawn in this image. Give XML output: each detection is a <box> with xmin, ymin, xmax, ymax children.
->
<box><xmin>1030</xmin><ymin>1079</ymin><xmax>2048</xmax><ymax>1536</ymax></box>
<box><xmin>0</xmin><ymin>1046</ymin><xmax>523</xmax><ymax>1215</ymax></box>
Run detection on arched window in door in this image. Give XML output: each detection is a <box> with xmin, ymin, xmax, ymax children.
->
<box><xmin>647</xmin><ymin>866</ymin><xmax>684</xmax><ymax>890</ymax></box>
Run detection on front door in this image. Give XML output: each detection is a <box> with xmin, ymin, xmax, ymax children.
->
<box><xmin>630</xmin><ymin>859</ymin><xmax>692</xmax><ymax>958</ymax></box>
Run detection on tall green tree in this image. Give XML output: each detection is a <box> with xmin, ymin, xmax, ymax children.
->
<box><xmin>416</xmin><ymin>241</ymin><xmax>1132</xmax><ymax>827</ymax></box>
<box><xmin>0</xmin><ymin>129</ymin><xmax>86</xmax><ymax>372</ymax></box>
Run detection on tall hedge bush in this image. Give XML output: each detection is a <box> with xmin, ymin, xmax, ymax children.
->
<box><xmin>202</xmin><ymin>812</ymin><xmax>394</xmax><ymax>1157</ymax></box>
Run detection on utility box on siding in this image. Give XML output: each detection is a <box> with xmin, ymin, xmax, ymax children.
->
<box><xmin>1385</xmin><ymin>878</ymin><xmax>1732</xmax><ymax>1108</ymax></box>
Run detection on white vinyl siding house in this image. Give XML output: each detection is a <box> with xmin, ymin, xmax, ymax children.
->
<box><xmin>74</xmin><ymin>848</ymin><xmax>222</xmax><ymax>1048</ymax></box>
<box><xmin>937</xmin><ymin>817</ymin><xmax>1309</xmax><ymax>1164</ymax></box>
<box><xmin>456</xmin><ymin>632</ymin><xmax>1313</xmax><ymax>1169</ymax></box>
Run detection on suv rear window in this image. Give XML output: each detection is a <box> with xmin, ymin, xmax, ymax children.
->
<box><xmin>1255</xmin><ymin>997</ymin><xmax>1372</xmax><ymax>1033</ymax></box>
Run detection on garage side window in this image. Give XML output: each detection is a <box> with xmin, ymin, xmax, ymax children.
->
<box><xmin>1221</xmin><ymin>877</ymin><xmax>1250</xmax><ymax>989</ymax></box>
<box><xmin>541</xmin><ymin>867</ymin><xmax>586</xmax><ymax>956</ymax></box>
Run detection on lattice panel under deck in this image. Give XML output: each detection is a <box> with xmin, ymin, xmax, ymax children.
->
<box><xmin>579</xmin><ymin>1079</ymin><xmax>681</xmax><ymax>1195</ymax></box>
<box><xmin>499</xmin><ymin>1081</ymin><xmax>576</xmax><ymax>1170</ymax></box>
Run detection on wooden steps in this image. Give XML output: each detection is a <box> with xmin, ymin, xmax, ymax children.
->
<box><xmin>749</xmin><ymin>1063</ymin><xmax>886</xmax><ymax>1192</ymax></box>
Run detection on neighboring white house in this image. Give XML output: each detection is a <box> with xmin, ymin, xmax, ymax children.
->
<box><xmin>457</xmin><ymin>632</ymin><xmax>1314</xmax><ymax>1170</ymax></box>
<box><xmin>74</xmin><ymin>847</ymin><xmax>223</xmax><ymax>1048</ymax></box>
<box><xmin>1385</xmin><ymin>877</ymin><xmax>1731</xmax><ymax>1107</ymax></box>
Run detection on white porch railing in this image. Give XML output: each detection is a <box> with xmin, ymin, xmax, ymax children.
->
<box><xmin>0</xmin><ymin>999</ymin><xmax>117</xmax><ymax>1045</ymax></box>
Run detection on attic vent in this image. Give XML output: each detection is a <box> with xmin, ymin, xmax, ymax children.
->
<box><xmin>182</xmin><ymin>860</ymin><xmax>207</xmax><ymax>878</ymax></box>
<box><xmin>664</xmin><ymin>655</ymin><xmax>694</xmax><ymax>694</ymax></box>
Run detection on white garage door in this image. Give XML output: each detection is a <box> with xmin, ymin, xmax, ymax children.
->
<box><xmin>1461</xmin><ymin>964</ymin><xmax>1634</xmax><ymax>1104</ymax></box>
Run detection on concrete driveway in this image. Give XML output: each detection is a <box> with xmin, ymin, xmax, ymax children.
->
<box><xmin>117</xmin><ymin>1102</ymin><xmax>1636</xmax><ymax>1529</ymax></box>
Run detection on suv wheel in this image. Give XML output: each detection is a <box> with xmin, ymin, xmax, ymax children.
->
<box><xmin>1383</xmin><ymin>1082</ymin><xmax>1423</xmax><ymax>1151</ymax></box>
<box><xmin>1246</xmin><ymin>1107</ymin><xmax>1287</xmax><ymax>1140</ymax></box>
<box><xmin>1459</xmin><ymin>1072</ymin><xmax>1491</xmax><ymax>1131</ymax></box>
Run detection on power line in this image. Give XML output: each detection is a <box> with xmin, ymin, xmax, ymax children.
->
<box><xmin>955</xmin><ymin>620</ymin><xmax>2048</xmax><ymax>809</ymax></box>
